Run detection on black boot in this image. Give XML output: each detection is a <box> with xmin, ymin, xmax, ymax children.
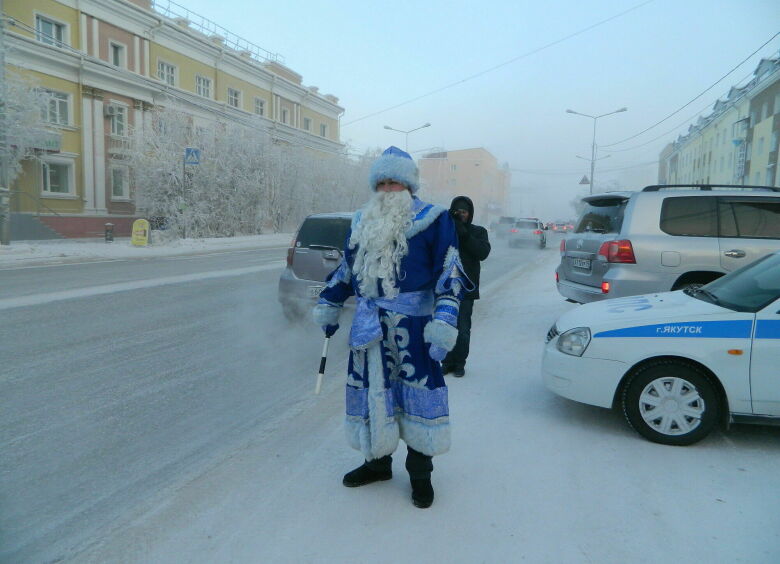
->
<box><xmin>411</xmin><ymin>478</ymin><xmax>434</xmax><ymax>508</ymax></box>
<box><xmin>342</xmin><ymin>457</ymin><xmax>392</xmax><ymax>487</ymax></box>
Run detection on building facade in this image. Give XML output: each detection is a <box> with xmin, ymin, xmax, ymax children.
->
<box><xmin>2</xmin><ymin>0</ymin><xmax>344</xmax><ymax>238</ymax></box>
<box><xmin>418</xmin><ymin>147</ymin><xmax>510</xmax><ymax>223</ymax></box>
<box><xmin>658</xmin><ymin>53</ymin><xmax>779</xmax><ymax>188</ymax></box>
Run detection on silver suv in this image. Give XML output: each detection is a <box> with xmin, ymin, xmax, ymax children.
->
<box><xmin>278</xmin><ymin>212</ymin><xmax>352</xmax><ymax>319</ymax></box>
<box><xmin>556</xmin><ymin>185</ymin><xmax>780</xmax><ymax>303</ymax></box>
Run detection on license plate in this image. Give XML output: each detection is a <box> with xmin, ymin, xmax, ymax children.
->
<box><xmin>308</xmin><ymin>285</ymin><xmax>324</xmax><ymax>298</ymax></box>
<box><xmin>571</xmin><ymin>258</ymin><xmax>591</xmax><ymax>269</ymax></box>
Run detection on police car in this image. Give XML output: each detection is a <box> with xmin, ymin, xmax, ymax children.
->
<box><xmin>543</xmin><ymin>251</ymin><xmax>780</xmax><ymax>445</ymax></box>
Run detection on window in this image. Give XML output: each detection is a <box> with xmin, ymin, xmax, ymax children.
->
<box><xmin>41</xmin><ymin>160</ymin><xmax>73</xmax><ymax>194</ymax></box>
<box><xmin>111</xmin><ymin>167</ymin><xmax>130</xmax><ymax>199</ymax></box>
<box><xmin>281</xmin><ymin>108</ymin><xmax>289</xmax><ymax>124</ymax></box>
<box><xmin>228</xmin><ymin>88</ymin><xmax>241</xmax><ymax>108</ymax></box>
<box><xmin>303</xmin><ymin>117</ymin><xmax>311</xmax><ymax>131</ymax></box>
<box><xmin>771</xmin><ymin>132</ymin><xmax>778</xmax><ymax>153</ymax></box>
<box><xmin>110</xmin><ymin>42</ymin><xmax>126</xmax><ymax>68</ymax></box>
<box><xmin>719</xmin><ymin>199</ymin><xmax>780</xmax><ymax>239</ymax></box>
<box><xmin>157</xmin><ymin>61</ymin><xmax>175</xmax><ymax>86</ymax></box>
<box><xmin>35</xmin><ymin>15</ymin><xmax>66</xmax><ymax>47</ymax></box>
<box><xmin>320</xmin><ymin>123</ymin><xmax>327</xmax><ymax>137</ymax></box>
<box><xmin>254</xmin><ymin>97</ymin><xmax>265</xmax><ymax>116</ymax></box>
<box><xmin>196</xmin><ymin>75</ymin><xmax>212</xmax><ymax>98</ymax></box>
<box><xmin>660</xmin><ymin>197</ymin><xmax>717</xmax><ymax>237</ymax></box>
<box><xmin>762</xmin><ymin>102</ymin><xmax>769</xmax><ymax>121</ymax></box>
<box><xmin>109</xmin><ymin>105</ymin><xmax>128</xmax><ymax>137</ymax></box>
<box><xmin>40</xmin><ymin>89</ymin><xmax>69</xmax><ymax>125</ymax></box>
<box><xmin>757</xmin><ymin>137</ymin><xmax>765</xmax><ymax>155</ymax></box>
<box><xmin>451</xmin><ymin>164</ymin><xmax>457</xmax><ymax>172</ymax></box>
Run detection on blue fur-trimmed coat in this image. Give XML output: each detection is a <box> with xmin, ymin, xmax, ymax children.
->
<box><xmin>317</xmin><ymin>197</ymin><xmax>468</xmax><ymax>460</ymax></box>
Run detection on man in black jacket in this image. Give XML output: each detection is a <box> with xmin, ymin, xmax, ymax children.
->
<box><xmin>443</xmin><ymin>196</ymin><xmax>491</xmax><ymax>377</ymax></box>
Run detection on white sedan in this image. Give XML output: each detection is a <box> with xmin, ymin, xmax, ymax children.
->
<box><xmin>543</xmin><ymin>251</ymin><xmax>780</xmax><ymax>445</ymax></box>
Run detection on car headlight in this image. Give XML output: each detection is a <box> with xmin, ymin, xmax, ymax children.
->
<box><xmin>556</xmin><ymin>327</ymin><xmax>591</xmax><ymax>356</ymax></box>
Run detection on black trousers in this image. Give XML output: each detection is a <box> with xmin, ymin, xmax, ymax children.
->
<box><xmin>443</xmin><ymin>298</ymin><xmax>474</xmax><ymax>370</ymax></box>
<box><xmin>365</xmin><ymin>446</ymin><xmax>433</xmax><ymax>480</ymax></box>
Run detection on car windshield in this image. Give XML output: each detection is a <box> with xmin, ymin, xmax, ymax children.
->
<box><xmin>574</xmin><ymin>198</ymin><xmax>627</xmax><ymax>234</ymax></box>
<box><xmin>515</xmin><ymin>220</ymin><xmax>537</xmax><ymax>229</ymax></box>
<box><xmin>296</xmin><ymin>217</ymin><xmax>351</xmax><ymax>250</ymax></box>
<box><xmin>695</xmin><ymin>253</ymin><xmax>780</xmax><ymax>312</ymax></box>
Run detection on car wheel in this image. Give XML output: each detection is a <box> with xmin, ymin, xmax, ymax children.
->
<box><xmin>622</xmin><ymin>360</ymin><xmax>719</xmax><ymax>446</ymax></box>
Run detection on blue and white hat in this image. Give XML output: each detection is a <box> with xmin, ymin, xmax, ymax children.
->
<box><xmin>369</xmin><ymin>146</ymin><xmax>419</xmax><ymax>194</ymax></box>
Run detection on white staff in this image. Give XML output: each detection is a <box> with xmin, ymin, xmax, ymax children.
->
<box><xmin>315</xmin><ymin>336</ymin><xmax>330</xmax><ymax>394</ymax></box>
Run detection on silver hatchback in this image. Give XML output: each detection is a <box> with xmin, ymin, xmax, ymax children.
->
<box><xmin>556</xmin><ymin>185</ymin><xmax>780</xmax><ymax>303</ymax></box>
<box><xmin>278</xmin><ymin>212</ymin><xmax>352</xmax><ymax>319</ymax></box>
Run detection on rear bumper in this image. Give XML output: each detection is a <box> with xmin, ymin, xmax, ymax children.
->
<box><xmin>278</xmin><ymin>268</ymin><xmax>354</xmax><ymax>311</ymax></box>
<box><xmin>556</xmin><ymin>265</ymin><xmax>671</xmax><ymax>303</ymax></box>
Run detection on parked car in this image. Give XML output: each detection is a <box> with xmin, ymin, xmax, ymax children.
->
<box><xmin>278</xmin><ymin>212</ymin><xmax>352</xmax><ymax>320</ymax></box>
<box><xmin>556</xmin><ymin>185</ymin><xmax>780</xmax><ymax>303</ymax></box>
<box><xmin>543</xmin><ymin>250</ymin><xmax>780</xmax><ymax>445</ymax></box>
<box><xmin>508</xmin><ymin>218</ymin><xmax>546</xmax><ymax>248</ymax></box>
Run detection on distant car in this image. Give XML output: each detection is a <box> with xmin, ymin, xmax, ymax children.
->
<box><xmin>278</xmin><ymin>212</ymin><xmax>352</xmax><ymax>320</ymax></box>
<box><xmin>551</xmin><ymin>222</ymin><xmax>570</xmax><ymax>232</ymax></box>
<box><xmin>508</xmin><ymin>218</ymin><xmax>546</xmax><ymax>248</ymax></box>
<box><xmin>544</xmin><ymin>250</ymin><xmax>780</xmax><ymax>445</ymax></box>
<box><xmin>492</xmin><ymin>216</ymin><xmax>517</xmax><ymax>239</ymax></box>
<box><xmin>556</xmin><ymin>185</ymin><xmax>780</xmax><ymax>304</ymax></box>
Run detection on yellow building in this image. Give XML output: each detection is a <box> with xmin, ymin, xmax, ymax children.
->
<box><xmin>418</xmin><ymin>148</ymin><xmax>509</xmax><ymax>223</ymax></box>
<box><xmin>659</xmin><ymin>53</ymin><xmax>779</xmax><ymax>187</ymax></box>
<box><xmin>2</xmin><ymin>0</ymin><xmax>344</xmax><ymax>238</ymax></box>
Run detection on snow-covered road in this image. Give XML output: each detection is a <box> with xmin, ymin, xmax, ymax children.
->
<box><xmin>61</xmin><ymin>245</ymin><xmax>779</xmax><ymax>564</ymax></box>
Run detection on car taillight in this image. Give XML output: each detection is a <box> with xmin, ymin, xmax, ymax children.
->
<box><xmin>286</xmin><ymin>237</ymin><xmax>297</xmax><ymax>266</ymax></box>
<box><xmin>533</xmin><ymin>230</ymin><xmax>542</xmax><ymax>235</ymax></box>
<box><xmin>601</xmin><ymin>281</ymin><xmax>610</xmax><ymax>294</ymax></box>
<box><xmin>510</xmin><ymin>228</ymin><xmax>518</xmax><ymax>233</ymax></box>
<box><xmin>560</xmin><ymin>239</ymin><xmax>566</xmax><ymax>254</ymax></box>
<box><xmin>597</xmin><ymin>239</ymin><xmax>636</xmax><ymax>263</ymax></box>
<box><xmin>555</xmin><ymin>271</ymin><xmax>559</xmax><ymax>283</ymax></box>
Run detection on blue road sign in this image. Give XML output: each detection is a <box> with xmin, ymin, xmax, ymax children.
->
<box><xmin>184</xmin><ymin>147</ymin><xmax>201</xmax><ymax>165</ymax></box>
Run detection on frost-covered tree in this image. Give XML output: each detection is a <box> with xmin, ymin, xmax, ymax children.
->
<box><xmin>128</xmin><ymin>102</ymin><xmax>374</xmax><ymax>237</ymax></box>
<box><xmin>0</xmin><ymin>60</ymin><xmax>50</xmax><ymax>188</ymax></box>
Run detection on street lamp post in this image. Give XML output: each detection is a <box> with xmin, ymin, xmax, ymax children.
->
<box><xmin>383</xmin><ymin>122</ymin><xmax>431</xmax><ymax>152</ymax></box>
<box><xmin>566</xmin><ymin>107</ymin><xmax>627</xmax><ymax>194</ymax></box>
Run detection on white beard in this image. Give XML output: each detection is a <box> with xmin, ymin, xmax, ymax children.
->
<box><xmin>349</xmin><ymin>190</ymin><xmax>413</xmax><ymax>299</ymax></box>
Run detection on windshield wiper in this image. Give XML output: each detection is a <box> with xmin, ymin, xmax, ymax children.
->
<box><xmin>685</xmin><ymin>286</ymin><xmax>721</xmax><ymax>305</ymax></box>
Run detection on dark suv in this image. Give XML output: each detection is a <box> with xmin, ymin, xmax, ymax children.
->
<box><xmin>278</xmin><ymin>212</ymin><xmax>352</xmax><ymax>319</ymax></box>
<box><xmin>556</xmin><ymin>185</ymin><xmax>780</xmax><ymax>303</ymax></box>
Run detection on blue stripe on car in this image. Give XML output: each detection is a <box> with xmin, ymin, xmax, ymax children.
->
<box><xmin>756</xmin><ymin>320</ymin><xmax>780</xmax><ymax>339</ymax></box>
<box><xmin>594</xmin><ymin>320</ymin><xmax>753</xmax><ymax>339</ymax></box>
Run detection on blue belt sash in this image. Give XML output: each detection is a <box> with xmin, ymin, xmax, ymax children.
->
<box><xmin>350</xmin><ymin>290</ymin><xmax>434</xmax><ymax>349</ymax></box>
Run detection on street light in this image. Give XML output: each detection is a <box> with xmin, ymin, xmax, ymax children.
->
<box><xmin>383</xmin><ymin>122</ymin><xmax>431</xmax><ymax>152</ymax></box>
<box><xmin>566</xmin><ymin>107</ymin><xmax>627</xmax><ymax>194</ymax></box>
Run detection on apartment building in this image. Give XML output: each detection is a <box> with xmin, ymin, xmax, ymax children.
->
<box><xmin>418</xmin><ymin>148</ymin><xmax>510</xmax><ymax>223</ymax></box>
<box><xmin>2</xmin><ymin>0</ymin><xmax>344</xmax><ymax>238</ymax></box>
<box><xmin>659</xmin><ymin>52</ymin><xmax>779</xmax><ymax>187</ymax></box>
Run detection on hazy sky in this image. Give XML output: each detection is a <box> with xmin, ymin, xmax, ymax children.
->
<box><xmin>171</xmin><ymin>0</ymin><xmax>780</xmax><ymax>219</ymax></box>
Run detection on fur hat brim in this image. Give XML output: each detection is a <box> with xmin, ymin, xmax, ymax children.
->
<box><xmin>369</xmin><ymin>153</ymin><xmax>419</xmax><ymax>194</ymax></box>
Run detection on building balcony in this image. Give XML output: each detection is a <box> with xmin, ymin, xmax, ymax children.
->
<box><xmin>108</xmin><ymin>136</ymin><xmax>133</xmax><ymax>155</ymax></box>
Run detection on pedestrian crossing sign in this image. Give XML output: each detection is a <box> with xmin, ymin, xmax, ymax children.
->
<box><xmin>184</xmin><ymin>147</ymin><xmax>201</xmax><ymax>165</ymax></box>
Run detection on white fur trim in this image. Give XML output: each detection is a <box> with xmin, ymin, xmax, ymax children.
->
<box><xmin>424</xmin><ymin>320</ymin><xmax>458</xmax><ymax>351</ymax></box>
<box><xmin>406</xmin><ymin>204</ymin><xmax>446</xmax><ymax>239</ymax></box>
<box><xmin>399</xmin><ymin>414</ymin><xmax>451</xmax><ymax>456</ymax></box>
<box><xmin>369</xmin><ymin>153</ymin><xmax>419</xmax><ymax>194</ymax></box>
<box><xmin>312</xmin><ymin>304</ymin><xmax>341</xmax><ymax>326</ymax></box>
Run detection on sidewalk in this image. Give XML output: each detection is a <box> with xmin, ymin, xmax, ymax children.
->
<box><xmin>0</xmin><ymin>233</ymin><xmax>294</xmax><ymax>267</ymax></box>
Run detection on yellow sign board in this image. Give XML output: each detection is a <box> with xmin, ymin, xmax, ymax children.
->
<box><xmin>131</xmin><ymin>219</ymin><xmax>150</xmax><ymax>247</ymax></box>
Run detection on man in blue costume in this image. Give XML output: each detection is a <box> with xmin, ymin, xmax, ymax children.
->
<box><xmin>313</xmin><ymin>146</ymin><xmax>470</xmax><ymax>509</ymax></box>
